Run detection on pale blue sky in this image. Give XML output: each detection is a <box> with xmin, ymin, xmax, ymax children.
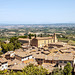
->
<box><xmin>0</xmin><ymin>0</ymin><xmax>75</xmax><ymax>24</ymax></box>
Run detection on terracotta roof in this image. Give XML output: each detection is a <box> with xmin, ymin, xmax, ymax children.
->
<box><xmin>0</xmin><ymin>57</ymin><xmax>7</xmax><ymax>63</ymax></box>
<box><xmin>42</xmin><ymin>63</ymin><xmax>56</xmax><ymax>72</ymax></box>
<box><xmin>15</xmin><ymin>48</ymin><xmax>23</xmax><ymax>52</ymax></box>
<box><xmin>23</xmin><ymin>59</ymin><xmax>34</xmax><ymax>64</ymax></box>
<box><xmin>47</xmin><ymin>54</ymin><xmax>73</xmax><ymax>61</ymax></box>
<box><xmin>15</xmin><ymin>52</ymin><xmax>32</xmax><ymax>57</ymax></box>
<box><xmin>18</xmin><ymin>38</ymin><xmax>31</xmax><ymax>41</ymax></box>
<box><xmin>42</xmin><ymin>51</ymin><xmax>50</xmax><ymax>54</ymax></box>
<box><xmin>33</xmin><ymin>37</ymin><xmax>53</xmax><ymax>40</ymax></box>
<box><xmin>8</xmin><ymin>63</ymin><xmax>26</xmax><ymax>70</ymax></box>
<box><xmin>33</xmin><ymin>54</ymin><xmax>46</xmax><ymax>59</ymax></box>
<box><xmin>49</xmin><ymin>42</ymin><xmax>67</xmax><ymax>45</ymax></box>
<box><xmin>5</xmin><ymin>51</ymin><xmax>14</xmax><ymax>55</ymax></box>
<box><xmin>60</xmin><ymin>50</ymin><xmax>72</xmax><ymax>53</ymax></box>
<box><xmin>7</xmin><ymin>59</ymin><xmax>22</xmax><ymax>66</ymax></box>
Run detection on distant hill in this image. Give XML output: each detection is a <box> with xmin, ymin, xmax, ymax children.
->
<box><xmin>0</xmin><ymin>23</ymin><xmax>75</xmax><ymax>29</ymax></box>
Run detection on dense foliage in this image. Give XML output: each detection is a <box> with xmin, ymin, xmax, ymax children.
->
<box><xmin>19</xmin><ymin>35</ymin><xmax>28</xmax><ymax>38</ymax></box>
<box><xmin>10</xmin><ymin>37</ymin><xmax>21</xmax><ymax>49</ymax></box>
<box><xmin>28</xmin><ymin>34</ymin><xmax>35</xmax><ymax>39</ymax></box>
<box><xmin>52</xmin><ymin>68</ymin><xmax>64</xmax><ymax>75</ymax></box>
<box><xmin>1</xmin><ymin>37</ymin><xmax>21</xmax><ymax>53</ymax></box>
<box><xmin>52</xmin><ymin>62</ymin><xmax>72</xmax><ymax>75</ymax></box>
<box><xmin>64</xmin><ymin>63</ymin><xmax>72</xmax><ymax>75</ymax></box>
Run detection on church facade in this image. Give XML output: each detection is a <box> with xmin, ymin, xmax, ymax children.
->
<box><xmin>31</xmin><ymin>33</ymin><xmax>58</xmax><ymax>47</ymax></box>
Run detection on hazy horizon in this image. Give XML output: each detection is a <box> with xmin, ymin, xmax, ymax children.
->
<box><xmin>0</xmin><ymin>23</ymin><xmax>75</xmax><ymax>25</ymax></box>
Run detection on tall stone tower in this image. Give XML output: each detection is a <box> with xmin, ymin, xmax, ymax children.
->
<box><xmin>53</xmin><ymin>33</ymin><xmax>58</xmax><ymax>43</ymax></box>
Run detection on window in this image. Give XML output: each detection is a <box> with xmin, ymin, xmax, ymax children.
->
<box><xmin>59</xmin><ymin>61</ymin><xmax>62</xmax><ymax>63</ymax></box>
<box><xmin>64</xmin><ymin>61</ymin><xmax>67</xmax><ymax>63</ymax></box>
<box><xmin>38</xmin><ymin>59</ymin><xmax>40</xmax><ymax>61</ymax></box>
<box><xmin>51</xmin><ymin>61</ymin><xmax>52</xmax><ymax>63</ymax></box>
<box><xmin>41</xmin><ymin>59</ymin><xmax>43</xmax><ymax>61</ymax></box>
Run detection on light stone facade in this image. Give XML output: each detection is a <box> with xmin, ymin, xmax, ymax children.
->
<box><xmin>31</xmin><ymin>33</ymin><xmax>57</xmax><ymax>47</ymax></box>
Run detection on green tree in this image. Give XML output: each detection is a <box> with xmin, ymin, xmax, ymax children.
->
<box><xmin>4</xmin><ymin>64</ymin><xmax>48</xmax><ymax>75</ymax></box>
<box><xmin>40</xmin><ymin>34</ymin><xmax>43</xmax><ymax>37</ymax></box>
<box><xmin>14</xmin><ymin>43</ymin><xmax>21</xmax><ymax>49</ymax></box>
<box><xmin>0</xmin><ymin>47</ymin><xmax>2</xmax><ymax>51</ymax></box>
<box><xmin>0</xmin><ymin>52</ymin><xmax>3</xmax><ymax>55</ymax></box>
<box><xmin>29</xmin><ymin>34</ymin><xmax>31</xmax><ymax>39</ymax></box>
<box><xmin>16</xmin><ymin>71</ymin><xmax>23</xmax><ymax>75</ymax></box>
<box><xmin>7</xmin><ymin>43</ymin><xmax>14</xmax><ymax>51</ymax></box>
<box><xmin>10</xmin><ymin>37</ymin><xmax>18</xmax><ymax>43</ymax></box>
<box><xmin>35</xmin><ymin>34</ymin><xmax>36</xmax><ymax>38</ymax></box>
<box><xmin>10</xmin><ymin>37</ymin><xmax>21</xmax><ymax>49</ymax></box>
<box><xmin>19</xmin><ymin>35</ymin><xmax>27</xmax><ymax>38</ymax></box>
<box><xmin>1</xmin><ymin>43</ymin><xmax>14</xmax><ymax>53</ymax></box>
<box><xmin>64</xmin><ymin>62</ymin><xmax>72</xmax><ymax>75</ymax></box>
<box><xmin>23</xmin><ymin>64</ymin><xmax>48</xmax><ymax>75</ymax></box>
<box><xmin>0</xmin><ymin>69</ymin><xmax>7</xmax><ymax>74</ymax></box>
<box><xmin>1</xmin><ymin>43</ymin><xmax>8</xmax><ymax>53</ymax></box>
<box><xmin>52</xmin><ymin>68</ymin><xmax>64</xmax><ymax>75</ymax></box>
<box><xmin>0</xmin><ymin>41</ymin><xmax>1</xmax><ymax>46</ymax></box>
<box><xmin>68</xmin><ymin>40</ymin><xmax>75</xmax><ymax>46</ymax></box>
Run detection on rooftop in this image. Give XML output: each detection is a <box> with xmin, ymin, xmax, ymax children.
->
<box><xmin>8</xmin><ymin>63</ymin><xmax>26</xmax><ymax>70</ymax></box>
<box><xmin>0</xmin><ymin>57</ymin><xmax>7</xmax><ymax>63</ymax></box>
<box><xmin>47</xmin><ymin>53</ymin><xmax>73</xmax><ymax>61</ymax></box>
<box><xmin>18</xmin><ymin>38</ymin><xmax>31</xmax><ymax>41</ymax></box>
<box><xmin>15</xmin><ymin>52</ymin><xmax>32</xmax><ymax>57</ymax></box>
<box><xmin>33</xmin><ymin>37</ymin><xmax>53</xmax><ymax>40</ymax></box>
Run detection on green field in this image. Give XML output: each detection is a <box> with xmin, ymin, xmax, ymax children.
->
<box><xmin>0</xmin><ymin>38</ymin><xmax>7</xmax><ymax>41</ymax></box>
<box><xmin>58</xmin><ymin>38</ymin><xmax>68</xmax><ymax>42</ymax></box>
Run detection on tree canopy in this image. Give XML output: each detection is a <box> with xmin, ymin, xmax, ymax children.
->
<box><xmin>64</xmin><ymin>62</ymin><xmax>72</xmax><ymax>75</ymax></box>
<box><xmin>1</xmin><ymin>37</ymin><xmax>21</xmax><ymax>53</ymax></box>
<box><xmin>10</xmin><ymin>37</ymin><xmax>21</xmax><ymax>49</ymax></box>
<box><xmin>22</xmin><ymin>64</ymin><xmax>48</xmax><ymax>75</ymax></box>
<box><xmin>52</xmin><ymin>62</ymin><xmax>72</xmax><ymax>75</ymax></box>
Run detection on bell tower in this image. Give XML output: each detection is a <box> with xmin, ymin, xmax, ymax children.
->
<box><xmin>53</xmin><ymin>33</ymin><xmax>58</xmax><ymax>43</ymax></box>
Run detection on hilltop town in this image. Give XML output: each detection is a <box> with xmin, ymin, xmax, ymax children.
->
<box><xmin>0</xmin><ymin>0</ymin><xmax>75</xmax><ymax>74</ymax></box>
<box><xmin>0</xmin><ymin>33</ymin><xmax>75</xmax><ymax>74</ymax></box>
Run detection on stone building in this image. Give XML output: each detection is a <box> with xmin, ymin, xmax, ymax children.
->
<box><xmin>18</xmin><ymin>38</ymin><xmax>31</xmax><ymax>46</ymax></box>
<box><xmin>15</xmin><ymin>52</ymin><xmax>33</xmax><ymax>62</ymax></box>
<box><xmin>0</xmin><ymin>58</ymin><xmax>8</xmax><ymax>70</ymax></box>
<box><xmin>31</xmin><ymin>33</ymin><xmax>58</xmax><ymax>47</ymax></box>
